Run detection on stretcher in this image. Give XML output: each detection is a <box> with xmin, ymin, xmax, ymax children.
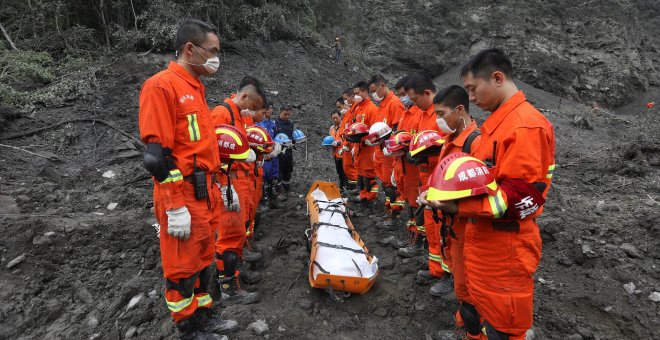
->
<box><xmin>305</xmin><ymin>181</ymin><xmax>379</xmax><ymax>299</ymax></box>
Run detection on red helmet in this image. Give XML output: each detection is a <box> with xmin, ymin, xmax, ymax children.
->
<box><xmin>409</xmin><ymin>130</ymin><xmax>445</xmax><ymax>157</ymax></box>
<box><xmin>215</xmin><ymin>124</ymin><xmax>251</xmax><ymax>161</ymax></box>
<box><xmin>345</xmin><ymin>122</ymin><xmax>369</xmax><ymax>143</ymax></box>
<box><xmin>246</xmin><ymin>125</ymin><xmax>274</xmax><ymax>153</ymax></box>
<box><xmin>384</xmin><ymin>130</ymin><xmax>413</xmax><ymax>154</ymax></box>
<box><xmin>427</xmin><ymin>152</ymin><xmax>497</xmax><ymax>201</ymax></box>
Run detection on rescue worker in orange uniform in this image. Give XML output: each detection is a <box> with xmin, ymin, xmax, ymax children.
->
<box><xmin>422</xmin><ymin>49</ymin><xmax>556</xmax><ymax>339</ymax></box>
<box><xmin>210</xmin><ymin>77</ymin><xmax>265</xmax><ymax>305</ymax></box>
<box><xmin>403</xmin><ymin>75</ymin><xmax>454</xmax><ymax>294</ymax></box>
<box><xmin>339</xmin><ymin>88</ymin><xmax>359</xmax><ymax>192</ymax></box>
<box><xmin>351</xmin><ymin>81</ymin><xmax>380</xmax><ymax>209</ymax></box>
<box><xmin>395</xmin><ymin>77</ymin><xmax>426</xmax><ymax>257</ymax></box>
<box><xmin>329</xmin><ymin>110</ymin><xmax>349</xmax><ymax>189</ymax></box>
<box><xmin>367</xmin><ymin>74</ymin><xmax>406</xmax><ymax>221</ymax></box>
<box><xmin>390</xmin><ymin>76</ymin><xmax>414</xmax><ymax>234</ymax></box>
<box><xmin>138</xmin><ymin>19</ymin><xmax>238</xmax><ymax>339</ymax></box>
<box><xmin>430</xmin><ymin>85</ymin><xmax>482</xmax><ymax>326</ymax></box>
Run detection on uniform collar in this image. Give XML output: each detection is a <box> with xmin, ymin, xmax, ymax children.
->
<box><xmin>379</xmin><ymin>90</ymin><xmax>395</xmax><ymax>106</ymax></box>
<box><xmin>482</xmin><ymin>91</ymin><xmax>526</xmax><ymax>134</ymax></box>
<box><xmin>168</xmin><ymin>61</ymin><xmax>203</xmax><ymax>89</ymax></box>
<box><xmin>447</xmin><ymin>120</ymin><xmax>477</xmax><ymax>148</ymax></box>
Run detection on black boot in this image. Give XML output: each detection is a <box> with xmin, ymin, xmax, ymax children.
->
<box><xmin>194</xmin><ymin>308</ymin><xmax>238</xmax><ymax>335</ymax></box>
<box><xmin>429</xmin><ymin>273</ymin><xmax>454</xmax><ymax>296</ymax></box>
<box><xmin>219</xmin><ymin>275</ymin><xmax>262</xmax><ymax>305</ymax></box>
<box><xmin>266</xmin><ymin>182</ymin><xmax>279</xmax><ymax>209</ymax></box>
<box><xmin>175</xmin><ymin>316</ymin><xmax>226</xmax><ymax>340</ymax></box>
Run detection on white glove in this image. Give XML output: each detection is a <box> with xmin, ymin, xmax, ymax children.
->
<box><xmin>166</xmin><ymin>207</ymin><xmax>191</xmax><ymax>240</ymax></box>
<box><xmin>331</xmin><ymin>141</ymin><xmax>339</xmax><ymax>147</ymax></box>
<box><xmin>351</xmin><ymin>147</ymin><xmax>355</xmax><ymax>158</ymax></box>
<box><xmin>383</xmin><ymin>147</ymin><xmax>391</xmax><ymax>157</ymax></box>
<box><xmin>391</xmin><ymin>172</ymin><xmax>396</xmax><ymax>187</ymax></box>
<box><xmin>221</xmin><ymin>185</ymin><xmax>240</xmax><ymax>212</ymax></box>
<box><xmin>245</xmin><ymin>149</ymin><xmax>256</xmax><ymax>163</ymax></box>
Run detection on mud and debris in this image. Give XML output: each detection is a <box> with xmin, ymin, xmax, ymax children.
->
<box><xmin>0</xmin><ymin>42</ymin><xmax>659</xmax><ymax>339</ymax></box>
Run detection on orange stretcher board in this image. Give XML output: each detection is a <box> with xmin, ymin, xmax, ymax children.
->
<box><xmin>305</xmin><ymin>181</ymin><xmax>379</xmax><ymax>295</ymax></box>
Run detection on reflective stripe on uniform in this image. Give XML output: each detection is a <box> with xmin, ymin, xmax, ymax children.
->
<box><xmin>428</xmin><ymin>252</ymin><xmax>442</xmax><ymax>263</ymax></box>
<box><xmin>417</xmin><ymin>225</ymin><xmax>426</xmax><ymax>232</ymax></box>
<box><xmin>187</xmin><ymin>113</ymin><xmax>201</xmax><ymax>142</ymax></box>
<box><xmin>487</xmin><ymin>189</ymin><xmax>507</xmax><ymax>218</ymax></box>
<box><xmin>441</xmin><ymin>260</ymin><xmax>451</xmax><ymax>273</ymax></box>
<box><xmin>196</xmin><ymin>294</ymin><xmax>212</xmax><ymax>308</ymax></box>
<box><xmin>166</xmin><ymin>295</ymin><xmax>194</xmax><ymax>313</ymax></box>
<box><xmin>547</xmin><ymin>163</ymin><xmax>556</xmax><ymax>179</ymax></box>
<box><xmin>160</xmin><ymin>169</ymin><xmax>183</xmax><ymax>184</ymax></box>
<box><xmin>370</xmin><ymin>185</ymin><xmax>380</xmax><ymax>193</ymax></box>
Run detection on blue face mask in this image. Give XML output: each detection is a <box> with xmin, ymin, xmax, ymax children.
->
<box><xmin>400</xmin><ymin>95</ymin><xmax>414</xmax><ymax>108</ymax></box>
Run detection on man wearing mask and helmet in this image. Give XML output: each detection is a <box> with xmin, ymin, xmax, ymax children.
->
<box><xmin>138</xmin><ymin>19</ymin><xmax>239</xmax><ymax>339</ymax></box>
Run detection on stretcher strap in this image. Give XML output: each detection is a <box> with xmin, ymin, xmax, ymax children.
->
<box><xmin>314</xmin><ymin>222</ymin><xmax>354</xmax><ymax>233</ymax></box>
<box><xmin>351</xmin><ymin>258</ymin><xmax>363</xmax><ymax>277</ymax></box>
<box><xmin>316</xmin><ymin>241</ymin><xmax>368</xmax><ymax>255</ymax></box>
<box><xmin>313</xmin><ymin>261</ymin><xmax>329</xmax><ymax>274</ymax></box>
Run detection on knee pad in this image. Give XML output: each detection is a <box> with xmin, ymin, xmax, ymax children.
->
<box><xmin>459</xmin><ymin>302</ymin><xmax>481</xmax><ymax>336</ymax></box>
<box><xmin>165</xmin><ymin>272</ymin><xmax>200</xmax><ymax>298</ymax></box>
<box><xmin>218</xmin><ymin>251</ymin><xmax>239</xmax><ymax>277</ymax></box>
<box><xmin>197</xmin><ymin>265</ymin><xmax>213</xmax><ymax>293</ymax></box>
<box><xmin>481</xmin><ymin>320</ymin><xmax>511</xmax><ymax>340</ymax></box>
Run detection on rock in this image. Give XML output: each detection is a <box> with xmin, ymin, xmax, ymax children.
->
<box><xmin>414</xmin><ymin>301</ymin><xmax>426</xmax><ymax>311</ymax></box>
<box><xmin>623</xmin><ymin>282</ymin><xmax>636</xmax><ymax>295</ymax></box>
<box><xmin>278</xmin><ymin>325</ymin><xmax>286</xmax><ymax>332</ymax></box>
<box><xmin>297</xmin><ymin>298</ymin><xmax>313</xmax><ymax>311</ymax></box>
<box><xmin>603</xmin><ymin>305</ymin><xmax>613</xmax><ymax>312</ymax></box>
<box><xmin>379</xmin><ymin>235</ymin><xmax>395</xmax><ymax>246</ymax></box>
<box><xmin>525</xmin><ymin>328</ymin><xmax>535</xmax><ymax>340</ymax></box>
<box><xmin>107</xmin><ymin>203</ymin><xmax>118</xmax><ymax>211</ymax></box>
<box><xmin>89</xmin><ymin>333</ymin><xmax>101</xmax><ymax>340</ymax></box>
<box><xmin>247</xmin><ymin>319</ymin><xmax>269</xmax><ymax>335</ymax></box>
<box><xmin>77</xmin><ymin>286</ymin><xmax>94</xmax><ymax>304</ymax></box>
<box><xmin>379</xmin><ymin>256</ymin><xmax>395</xmax><ymax>270</ymax></box>
<box><xmin>566</xmin><ymin>333</ymin><xmax>583</xmax><ymax>340</ymax></box>
<box><xmin>649</xmin><ymin>292</ymin><xmax>660</xmax><ymax>302</ymax></box>
<box><xmin>102</xmin><ymin>170</ymin><xmax>116</xmax><ymax>179</ymax></box>
<box><xmin>437</xmin><ymin>330</ymin><xmax>455</xmax><ymax>340</ymax></box>
<box><xmin>126</xmin><ymin>293</ymin><xmax>144</xmax><ymax>311</ymax></box>
<box><xmin>148</xmin><ymin>290</ymin><xmax>158</xmax><ymax>299</ymax></box>
<box><xmin>424</xmin><ymin>333</ymin><xmax>433</xmax><ymax>340</ymax></box>
<box><xmin>86</xmin><ymin>310</ymin><xmax>101</xmax><ymax>328</ymax></box>
<box><xmin>373</xmin><ymin>307</ymin><xmax>387</xmax><ymax>317</ymax></box>
<box><xmin>6</xmin><ymin>254</ymin><xmax>26</xmax><ymax>269</ymax></box>
<box><xmin>620</xmin><ymin>243</ymin><xmax>642</xmax><ymax>258</ymax></box>
<box><xmin>33</xmin><ymin>234</ymin><xmax>55</xmax><ymax>246</ymax></box>
<box><xmin>125</xmin><ymin>326</ymin><xmax>137</xmax><ymax>338</ymax></box>
<box><xmin>0</xmin><ymin>195</ymin><xmax>20</xmax><ymax>214</ymax></box>
<box><xmin>572</xmin><ymin>116</ymin><xmax>593</xmax><ymax>130</ymax></box>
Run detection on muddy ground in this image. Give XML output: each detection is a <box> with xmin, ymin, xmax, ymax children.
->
<box><xmin>0</xmin><ymin>41</ymin><xmax>659</xmax><ymax>340</ymax></box>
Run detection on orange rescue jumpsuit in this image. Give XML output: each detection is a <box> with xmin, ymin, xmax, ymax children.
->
<box><xmin>139</xmin><ymin>61</ymin><xmax>219</xmax><ymax>322</ymax></box>
<box><xmin>375</xmin><ymin>90</ymin><xmax>405</xmax><ymax>211</ymax></box>
<box><xmin>435</xmin><ymin>120</ymin><xmax>481</xmax><ymax>307</ymax></box>
<box><xmin>416</xmin><ymin>104</ymin><xmax>448</xmax><ymax>277</ymax></box>
<box><xmin>210</xmin><ymin>99</ymin><xmax>252</xmax><ymax>274</ymax></box>
<box><xmin>353</xmin><ymin>98</ymin><xmax>379</xmax><ymax>201</ymax></box>
<box><xmin>456</xmin><ymin>91</ymin><xmax>555</xmax><ymax>338</ymax></box>
<box><xmin>339</xmin><ymin>103</ymin><xmax>358</xmax><ymax>186</ymax></box>
<box><xmin>397</xmin><ymin>105</ymin><xmax>423</xmax><ymax>233</ymax></box>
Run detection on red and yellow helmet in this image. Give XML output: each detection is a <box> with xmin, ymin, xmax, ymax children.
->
<box><xmin>345</xmin><ymin>122</ymin><xmax>370</xmax><ymax>143</ymax></box>
<box><xmin>409</xmin><ymin>130</ymin><xmax>445</xmax><ymax>157</ymax></box>
<box><xmin>427</xmin><ymin>152</ymin><xmax>497</xmax><ymax>201</ymax></box>
<box><xmin>246</xmin><ymin>125</ymin><xmax>274</xmax><ymax>153</ymax></box>
<box><xmin>384</xmin><ymin>130</ymin><xmax>413</xmax><ymax>153</ymax></box>
<box><xmin>215</xmin><ymin>124</ymin><xmax>251</xmax><ymax>161</ymax></box>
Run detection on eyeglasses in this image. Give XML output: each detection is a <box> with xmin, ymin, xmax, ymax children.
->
<box><xmin>194</xmin><ymin>44</ymin><xmax>220</xmax><ymax>57</ymax></box>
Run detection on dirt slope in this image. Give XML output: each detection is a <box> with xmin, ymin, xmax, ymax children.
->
<box><xmin>0</xmin><ymin>41</ymin><xmax>659</xmax><ymax>340</ymax></box>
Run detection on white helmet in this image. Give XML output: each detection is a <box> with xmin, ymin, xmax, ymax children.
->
<box><xmin>364</xmin><ymin>122</ymin><xmax>392</xmax><ymax>146</ymax></box>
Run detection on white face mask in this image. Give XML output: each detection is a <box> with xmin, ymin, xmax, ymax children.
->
<box><xmin>179</xmin><ymin>45</ymin><xmax>220</xmax><ymax>75</ymax></box>
<box><xmin>436</xmin><ymin>107</ymin><xmax>465</xmax><ymax>134</ymax></box>
<box><xmin>354</xmin><ymin>95</ymin><xmax>363</xmax><ymax>103</ymax></box>
<box><xmin>340</xmin><ymin>108</ymin><xmax>348</xmax><ymax>115</ymax></box>
<box><xmin>371</xmin><ymin>90</ymin><xmax>383</xmax><ymax>102</ymax></box>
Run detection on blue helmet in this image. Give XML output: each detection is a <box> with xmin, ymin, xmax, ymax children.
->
<box><xmin>275</xmin><ymin>133</ymin><xmax>292</xmax><ymax>146</ymax></box>
<box><xmin>292</xmin><ymin>129</ymin><xmax>306</xmax><ymax>143</ymax></box>
<box><xmin>322</xmin><ymin>136</ymin><xmax>335</xmax><ymax>146</ymax></box>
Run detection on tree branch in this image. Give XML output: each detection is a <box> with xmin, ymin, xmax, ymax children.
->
<box><xmin>0</xmin><ymin>21</ymin><xmax>18</xmax><ymax>50</ymax></box>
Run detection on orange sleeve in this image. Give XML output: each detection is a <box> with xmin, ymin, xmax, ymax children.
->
<box><xmin>388</xmin><ymin>101</ymin><xmax>404</xmax><ymax>128</ymax></box>
<box><xmin>138</xmin><ymin>84</ymin><xmax>186</xmax><ymax>210</ymax></box>
<box><xmin>211</xmin><ymin>106</ymin><xmax>230</xmax><ymax>126</ymax></box>
<box><xmin>458</xmin><ymin>127</ymin><xmax>554</xmax><ymax>219</ymax></box>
